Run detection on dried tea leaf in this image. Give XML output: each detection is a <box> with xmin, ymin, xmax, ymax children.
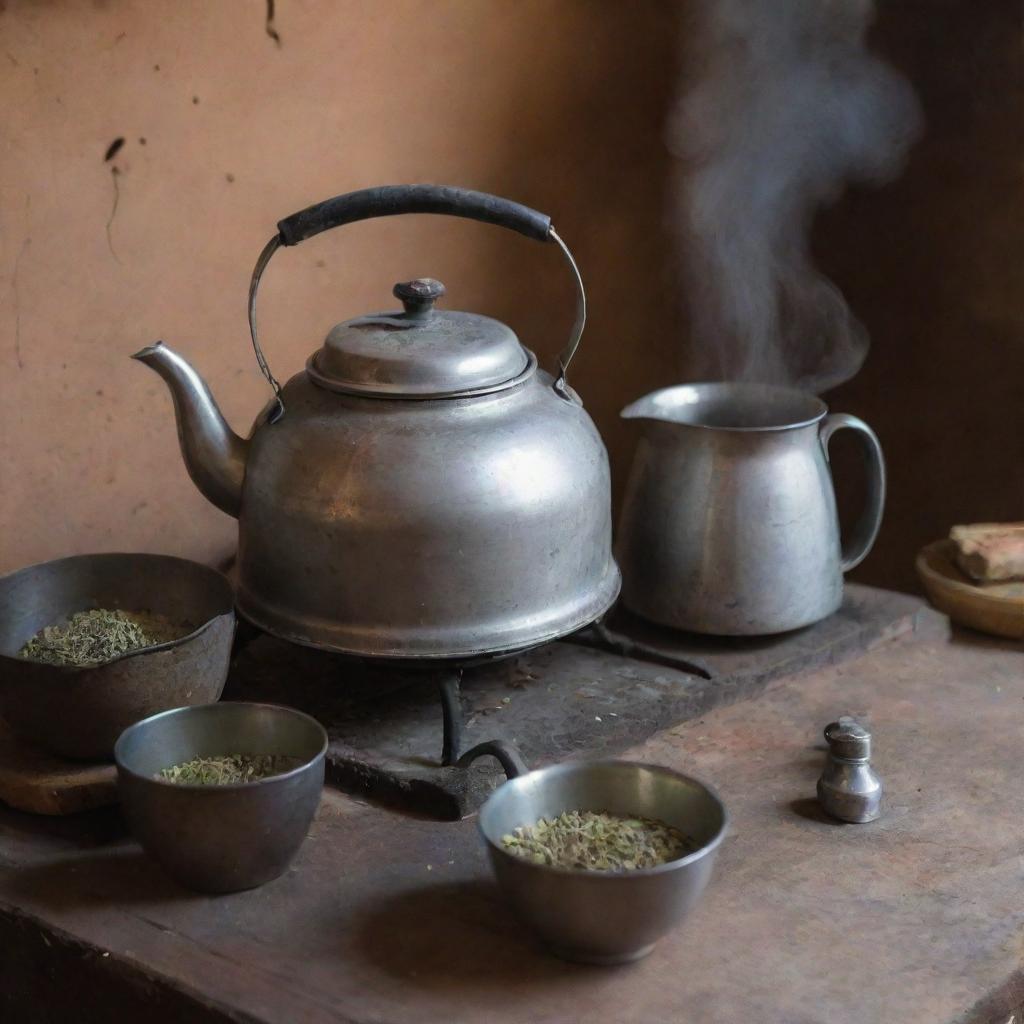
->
<box><xmin>501</xmin><ymin>809</ymin><xmax>693</xmax><ymax>871</ymax></box>
<box><xmin>17</xmin><ymin>609</ymin><xmax>181</xmax><ymax>667</ymax></box>
<box><xmin>159</xmin><ymin>754</ymin><xmax>303</xmax><ymax>785</ymax></box>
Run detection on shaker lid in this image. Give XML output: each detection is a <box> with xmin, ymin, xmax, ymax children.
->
<box><xmin>307</xmin><ymin>278</ymin><xmax>531</xmax><ymax>398</ymax></box>
<box><xmin>824</xmin><ymin>717</ymin><xmax>872</xmax><ymax>760</ymax></box>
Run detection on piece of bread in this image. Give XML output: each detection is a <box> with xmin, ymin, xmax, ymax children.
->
<box><xmin>950</xmin><ymin>523</ymin><xmax>1024</xmax><ymax>583</ymax></box>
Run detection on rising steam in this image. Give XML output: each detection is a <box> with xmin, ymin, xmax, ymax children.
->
<box><xmin>668</xmin><ymin>0</ymin><xmax>922</xmax><ymax>394</ymax></box>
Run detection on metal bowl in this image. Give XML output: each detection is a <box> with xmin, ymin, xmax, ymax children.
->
<box><xmin>0</xmin><ymin>553</ymin><xmax>235</xmax><ymax>759</ymax></box>
<box><xmin>477</xmin><ymin>759</ymin><xmax>728</xmax><ymax>964</ymax></box>
<box><xmin>115</xmin><ymin>702</ymin><xmax>327</xmax><ymax>893</ymax></box>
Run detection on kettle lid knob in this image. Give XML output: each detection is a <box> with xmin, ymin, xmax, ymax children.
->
<box><xmin>394</xmin><ymin>278</ymin><xmax>446</xmax><ymax>316</ymax></box>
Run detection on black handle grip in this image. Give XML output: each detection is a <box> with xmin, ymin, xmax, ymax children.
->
<box><xmin>276</xmin><ymin>184</ymin><xmax>552</xmax><ymax>247</ymax></box>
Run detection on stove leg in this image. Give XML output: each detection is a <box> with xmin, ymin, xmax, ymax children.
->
<box><xmin>569</xmin><ymin>618</ymin><xmax>713</xmax><ymax>680</ymax></box>
<box><xmin>438</xmin><ymin>669</ymin><xmax>464</xmax><ymax>766</ymax></box>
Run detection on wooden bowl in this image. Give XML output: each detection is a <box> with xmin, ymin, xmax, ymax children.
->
<box><xmin>916</xmin><ymin>540</ymin><xmax>1024</xmax><ymax>639</ymax></box>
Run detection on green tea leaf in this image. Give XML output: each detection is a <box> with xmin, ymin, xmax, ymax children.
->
<box><xmin>501</xmin><ymin>809</ymin><xmax>693</xmax><ymax>872</ymax></box>
<box><xmin>158</xmin><ymin>754</ymin><xmax>303</xmax><ymax>785</ymax></box>
<box><xmin>18</xmin><ymin>609</ymin><xmax>181</xmax><ymax>666</ymax></box>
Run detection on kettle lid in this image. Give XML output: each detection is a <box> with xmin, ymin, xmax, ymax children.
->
<box><xmin>307</xmin><ymin>278</ymin><xmax>531</xmax><ymax>398</ymax></box>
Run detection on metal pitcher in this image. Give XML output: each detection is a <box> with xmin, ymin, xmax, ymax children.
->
<box><xmin>616</xmin><ymin>382</ymin><xmax>885</xmax><ymax>635</ymax></box>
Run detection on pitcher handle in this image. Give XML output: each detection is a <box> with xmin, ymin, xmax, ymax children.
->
<box><xmin>820</xmin><ymin>414</ymin><xmax>886</xmax><ymax>573</ymax></box>
<box><xmin>249</xmin><ymin>185</ymin><xmax>586</xmax><ymax>420</ymax></box>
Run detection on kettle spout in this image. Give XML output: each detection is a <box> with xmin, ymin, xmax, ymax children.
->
<box><xmin>132</xmin><ymin>341</ymin><xmax>248</xmax><ymax>518</ymax></box>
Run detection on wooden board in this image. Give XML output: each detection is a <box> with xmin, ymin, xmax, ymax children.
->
<box><xmin>0</xmin><ymin>720</ymin><xmax>117</xmax><ymax>815</ymax></box>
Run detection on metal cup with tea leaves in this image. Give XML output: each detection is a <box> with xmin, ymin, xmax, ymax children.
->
<box><xmin>475</xmin><ymin>759</ymin><xmax>728</xmax><ymax>964</ymax></box>
<box><xmin>115</xmin><ymin>702</ymin><xmax>326</xmax><ymax>893</ymax></box>
<box><xmin>501</xmin><ymin>810</ymin><xmax>692</xmax><ymax>871</ymax></box>
<box><xmin>0</xmin><ymin>553</ymin><xmax>235</xmax><ymax>759</ymax></box>
<box><xmin>18</xmin><ymin>608</ymin><xmax>181</xmax><ymax>666</ymax></box>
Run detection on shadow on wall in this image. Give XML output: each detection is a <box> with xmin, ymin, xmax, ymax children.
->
<box><xmin>821</xmin><ymin>0</ymin><xmax>1024</xmax><ymax>593</ymax></box>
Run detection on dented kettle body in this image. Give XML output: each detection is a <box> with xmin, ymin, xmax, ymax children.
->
<box><xmin>135</xmin><ymin>348</ymin><xmax>619</xmax><ymax>659</ymax></box>
<box><xmin>235</xmin><ymin>366</ymin><xmax>619</xmax><ymax>658</ymax></box>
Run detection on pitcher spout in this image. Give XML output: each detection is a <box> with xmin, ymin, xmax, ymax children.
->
<box><xmin>132</xmin><ymin>341</ymin><xmax>248</xmax><ymax>518</ymax></box>
<box><xmin>620</xmin><ymin>385</ymin><xmax>706</xmax><ymax>426</ymax></box>
<box><xmin>621</xmin><ymin>383</ymin><xmax>826</xmax><ymax>433</ymax></box>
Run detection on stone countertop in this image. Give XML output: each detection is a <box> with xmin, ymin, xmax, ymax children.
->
<box><xmin>2</xmin><ymin>604</ymin><xmax>1023</xmax><ymax>1024</ymax></box>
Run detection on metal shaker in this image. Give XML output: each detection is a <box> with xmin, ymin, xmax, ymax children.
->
<box><xmin>817</xmin><ymin>717</ymin><xmax>882</xmax><ymax>823</ymax></box>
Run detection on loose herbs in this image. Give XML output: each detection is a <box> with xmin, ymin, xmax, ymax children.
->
<box><xmin>18</xmin><ymin>609</ymin><xmax>178</xmax><ymax>666</ymax></box>
<box><xmin>502</xmin><ymin>810</ymin><xmax>692</xmax><ymax>871</ymax></box>
<box><xmin>159</xmin><ymin>754</ymin><xmax>303</xmax><ymax>785</ymax></box>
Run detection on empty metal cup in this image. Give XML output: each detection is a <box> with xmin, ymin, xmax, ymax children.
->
<box><xmin>115</xmin><ymin>702</ymin><xmax>327</xmax><ymax>893</ymax></box>
<box><xmin>476</xmin><ymin>759</ymin><xmax>728</xmax><ymax>964</ymax></box>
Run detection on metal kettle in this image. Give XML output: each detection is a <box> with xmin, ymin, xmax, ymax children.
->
<box><xmin>615</xmin><ymin>382</ymin><xmax>884</xmax><ymax>635</ymax></box>
<box><xmin>135</xmin><ymin>185</ymin><xmax>621</xmax><ymax>659</ymax></box>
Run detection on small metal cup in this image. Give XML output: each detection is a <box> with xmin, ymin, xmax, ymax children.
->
<box><xmin>476</xmin><ymin>758</ymin><xmax>728</xmax><ymax>964</ymax></box>
<box><xmin>115</xmin><ymin>702</ymin><xmax>327</xmax><ymax>893</ymax></box>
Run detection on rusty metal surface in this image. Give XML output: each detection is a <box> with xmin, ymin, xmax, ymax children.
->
<box><xmin>225</xmin><ymin>583</ymin><xmax>920</xmax><ymax>817</ymax></box>
<box><xmin>1</xmin><ymin>605</ymin><xmax>1024</xmax><ymax>1022</ymax></box>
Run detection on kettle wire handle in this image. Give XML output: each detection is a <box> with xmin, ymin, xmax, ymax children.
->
<box><xmin>248</xmin><ymin>235</ymin><xmax>284</xmax><ymax>421</ymax></box>
<box><xmin>247</xmin><ymin>185</ymin><xmax>587</xmax><ymax>420</ymax></box>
